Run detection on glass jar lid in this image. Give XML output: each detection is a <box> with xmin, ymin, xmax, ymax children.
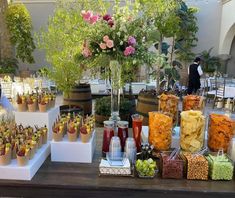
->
<box><xmin>103</xmin><ymin>120</ymin><xmax>114</xmax><ymax>127</ymax></box>
<box><xmin>117</xmin><ymin>121</ymin><xmax>128</xmax><ymax>128</ymax></box>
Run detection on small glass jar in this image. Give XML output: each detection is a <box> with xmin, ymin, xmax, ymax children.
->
<box><xmin>102</xmin><ymin>121</ymin><xmax>115</xmax><ymax>154</ymax></box>
<box><xmin>117</xmin><ymin>121</ymin><xmax>129</xmax><ymax>152</ymax></box>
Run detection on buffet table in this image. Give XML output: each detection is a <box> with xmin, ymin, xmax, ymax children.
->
<box><xmin>0</xmin><ymin>128</ymin><xmax>234</xmax><ymax>198</ymax></box>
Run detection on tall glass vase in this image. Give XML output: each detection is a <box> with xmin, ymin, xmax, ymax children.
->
<box><xmin>109</xmin><ymin>60</ymin><xmax>121</xmax><ymax>125</ymax></box>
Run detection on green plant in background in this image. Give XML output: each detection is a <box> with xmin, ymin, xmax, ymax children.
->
<box><xmin>199</xmin><ymin>48</ymin><xmax>221</xmax><ymax>73</ymax></box>
<box><xmin>36</xmin><ymin>0</ymin><xmax>108</xmax><ymax>97</ymax></box>
<box><xmin>5</xmin><ymin>3</ymin><xmax>35</xmax><ymax>63</ymax></box>
<box><xmin>0</xmin><ymin>57</ymin><xmax>18</xmax><ymax>74</ymax></box>
<box><xmin>175</xmin><ymin>1</ymin><xmax>199</xmax><ymax>64</ymax></box>
<box><xmin>140</xmin><ymin>0</ymin><xmax>181</xmax><ymax>92</ymax></box>
<box><xmin>95</xmin><ymin>96</ymin><xmax>132</xmax><ymax>116</ymax></box>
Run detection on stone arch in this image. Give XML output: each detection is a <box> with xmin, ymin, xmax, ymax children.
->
<box><xmin>221</xmin><ymin>23</ymin><xmax>235</xmax><ymax>54</ymax></box>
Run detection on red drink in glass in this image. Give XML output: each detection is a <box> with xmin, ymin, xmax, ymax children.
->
<box><xmin>117</xmin><ymin>121</ymin><xmax>129</xmax><ymax>152</ymax></box>
<box><xmin>102</xmin><ymin>121</ymin><xmax>115</xmax><ymax>154</ymax></box>
<box><xmin>132</xmin><ymin>114</ymin><xmax>143</xmax><ymax>152</ymax></box>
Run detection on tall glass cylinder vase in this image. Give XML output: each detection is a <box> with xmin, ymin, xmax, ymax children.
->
<box><xmin>109</xmin><ymin>60</ymin><xmax>121</xmax><ymax>126</ymax></box>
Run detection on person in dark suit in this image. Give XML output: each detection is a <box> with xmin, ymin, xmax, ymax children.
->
<box><xmin>187</xmin><ymin>57</ymin><xmax>203</xmax><ymax>94</ymax></box>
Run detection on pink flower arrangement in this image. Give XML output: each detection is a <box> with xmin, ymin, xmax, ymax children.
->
<box><xmin>124</xmin><ymin>46</ymin><xmax>135</xmax><ymax>56</ymax></box>
<box><xmin>81</xmin><ymin>10</ymin><xmax>99</xmax><ymax>24</ymax></box>
<box><xmin>103</xmin><ymin>35</ymin><xmax>109</xmax><ymax>43</ymax></box>
<box><xmin>128</xmin><ymin>36</ymin><xmax>136</xmax><ymax>46</ymax></box>
<box><xmin>99</xmin><ymin>43</ymin><xmax>107</xmax><ymax>50</ymax></box>
<box><xmin>106</xmin><ymin>40</ymin><xmax>114</xmax><ymax>48</ymax></box>
<box><xmin>82</xmin><ymin>41</ymin><xmax>92</xmax><ymax>57</ymax></box>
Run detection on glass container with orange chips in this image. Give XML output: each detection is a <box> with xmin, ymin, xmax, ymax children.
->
<box><xmin>183</xmin><ymin>95</ymin><xmax>205</xmax><ymax>112</ymax></box>
<box><xmin>149</xmin><ymin>112</ymin><xmax>173</xmax><ymax>151</ymax></box>
<box><xmin>208</xmin><ymin>114</ymin><xmax>235</xmax><ymax>153</ymax></box>
<box><xmin>180</xmin><ymin>110</ymin><xmax>205</xmax><ymax>152</ymax></box>
<box><xmin>158</xmin><ymin>94</ymin><xmax>179</xmax><ymax>126</ymax></box>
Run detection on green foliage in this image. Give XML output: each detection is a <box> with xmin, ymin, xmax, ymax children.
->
<box><xmin>0</xmin><ymin>57</ymin><xmax>18</xmax><ymax>74</ymax></box>
<box><xmin>175</xmin><ymin>2</ymin><xmax>199</xmax><ymax>62</ymax></box>
<box><xmin>5</xmin><ymin>3</ymin><xmax>35</xmax><ymax>63</ymax></box>
<box><xmin>36</xmin><ymin>0</ymin><xmax>109</xmax><ymax>97</ymax></box>
<box><xmin>95</xmin><ymin>96</ymin><xmax>132</xmax><ymax>116</ymax></box>
<box><xmin>199</xmin><ymin>48</ymin><xmax>221</xmax><ymax>73</ymax></box>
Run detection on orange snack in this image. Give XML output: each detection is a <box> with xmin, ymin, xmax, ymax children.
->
<box><xmin>183</xmin><ymin>95</ymin><xmax>205</xmax><ymax>112</ymax></box>
<box><xmin>159</xmin><ymin>94</ymin><xmax>179</xmax><ymax>125</ymax></box>
<box><xmin>208</xmin><ymin>114</ymin><xmax>235</xmax><ymax>152</ymax></box>
<box><xmin>149</xmin><ymin>112</ymin><xmax>173</xmax><ymax>151</ymax></box>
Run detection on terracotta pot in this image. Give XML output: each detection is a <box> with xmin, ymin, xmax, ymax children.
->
<box><xmin>0</xmin><ymin>149</ymin><xmax>11</xmax><ymax>165</ymax></box>
<box><xmin>28</xmin><ymin>103</ymin><xmax>37</xmax><ymax>112</ymax></box>
<box><xmin>17</xmin><ymin>155</ymin><xmax>29</xmax><ymax>166</ymax></box>
<box><xmin>18</xmin><ymin>103</ymin><xmax>27</xmax><ymax>112</ymax></box>
<box><xmin>39</xmin><ymin>104</ymin><xmax>47</xmax><ymax>112</ymax></box>
<box><xmin>80</xmin><ymin>133</ymin><xmax>90</xmax><ymax>143</ymax></box>
<box><xmin>67</xmin><ymin>131</ymin><xmax>78</xmax><ymax>142</ymax></box>
<box><xmin>53</xmin><ymin>132</ymin><xmax>63</xmax><ymax>142</ymax></box>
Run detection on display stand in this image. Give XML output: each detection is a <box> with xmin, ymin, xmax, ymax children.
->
<box><xmin>0</xmin><ymin>143</ymin><xmax>50</xmax><ymax>180</ymax></box>
<box><xmin>142</xmin><ymin>126</ymin><xmax>235</xmax><ymax>158</ymax></box>
<box><xmin>51</xmin><ymin>130</ymin><xmax>96</xmax><ymax>163</ymax></box>
<box><xmin>14</xmin><ymin>106</ymin><xmax>60</xmax><ymax>141</ymax></box>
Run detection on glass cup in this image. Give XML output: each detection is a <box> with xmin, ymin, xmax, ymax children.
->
<box><xmin>117</xmin><ymin>121</ymin><xmax>129</xmax><ymax>152</ymax></box>
<box><xmin>102</xmin><ymin>121</ymin><xmax>115</xmax><ymax>155</ymax></box>
<box><xmin>131</xmin><ymin>114</ymin><xmax>144</xmax><ymax>152</ymax></box>
<box><xmin>125</xmin><ymin>137</ymin><xmax>137</xmax><ymax>164</ymax></box>
<box><xmin>109</xmin><ymin>136</ymin><xmax>122</xmax><ymax>160</ymax></box>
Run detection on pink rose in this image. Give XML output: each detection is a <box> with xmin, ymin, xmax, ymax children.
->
<box><xmin>81</xmin><ymin>10</ymin><xmax>93</xmax><ymax>22</ymax></box>
<box><xmin>106</xmin><ymin>40</ymin><xmax>114</xmax><ymax>48</ymax></box>
<box><xmin>103</xmin><ymin>35</ymin><xmax>109</xmax><ymax>43</ymax></box>
<box><xmin>99</xmin><ymin>43</ymin><xmax>107</xmax><ymax>50</ymax></box>
<box><xmin>89</xmin><ymin>14</ymin><xmax>99</xmax><ymax>24</ymax></box>
<box><xmin>124</xmin><ymin>46</ymin><xmax>135</xmax><ymax>56</ymax></box>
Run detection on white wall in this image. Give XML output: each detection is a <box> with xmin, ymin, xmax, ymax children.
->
<box><xmin>13</xmin><ymin>0</ymin><xmax>56</xmax><ymax>71</ymax></box>
<box><xmin>219</xmin><ymin>0</ymin><xmax>235</xmax><ymax>54</ymax></box>
<box><xmin>185</xmin><ymin>0</ymin><xmax>222</xmax><ymax>56</ymax></box>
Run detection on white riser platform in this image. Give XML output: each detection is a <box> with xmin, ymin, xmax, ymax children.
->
<box><xmin>51</xmin><ymin>131</ymin><xmax>96</xmax><ymax>163</ymax></box>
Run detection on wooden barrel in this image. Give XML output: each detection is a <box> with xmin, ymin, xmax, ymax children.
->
<box><xmin>136</xmin><ymin>93</ymin><xmax>158</xmax><ymax>126</ymax></box>
<box><xmin>63</xmin><ymin>84</ymin><xmax>92</xmax><ymax>115</ymax></box>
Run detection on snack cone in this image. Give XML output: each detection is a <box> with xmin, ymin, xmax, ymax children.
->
<box><xmin>53</xmin><ymin>132</ymin><xmax>63</xmax><ymax>142</ymax></box>
<box><xmin>29</xmin><ymin>146</ymin><xmax>36</xmax><ymax>160</ymax></box>
<box><xmin>0</xmin><ymin>149</ymin><xmax>12</xmax><ymax>165</ymax></box>
<box><xmin>17</xmin><ymin>155</ymin><xmax>29</xmax><ymax>166</ymax></box>
<box><xmin>11</xmin><ymin>147</ymin><xmax>17</xmax><ymax>159</ymax></box>
<box><xmin>68</xmin><ymin>131</ymin><xmax>78</xmax><ymax>142</ymax></box>
<box><xmin>28</xmin><ymin>103</ymin><xmax>37</xmax><ymax>112</ymax></box>
<box><xmin>37</xmin><ymin>135</ymin><xmax>43</xmax><ymax>149</ymax></box>
<box><xmin>80</xmin><ymin>133</ymin><xmax>90</xmax><ymax>143</ymax></box>
<box><xmin>39</xmin><ymin>104</ymin><xmax>47</xmax><ymax>112</ymax></box>
<box><xmin>18</xmin><ymin>103</ymin><xmax>27</xmax><ymax>112</ymax></box>
<box><xmin>42</xmin><ymin>130</ymin><xmax>47</xmax><ymax>144</ymax></box>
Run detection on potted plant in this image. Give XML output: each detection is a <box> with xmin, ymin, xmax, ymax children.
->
<box><xmin>199</xmin><ymin>48</ymin><xmax>221</xmax><ymax>76</ymax></box>
<box><xmin>95</xmin><ymin>96</ymin><xmax>132</xmax><ymax>126</ymax></box>
<box><xmin>0</xmin><ymin>58</ymin><xmax>18</xmax><ymax>78</ymax></box>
